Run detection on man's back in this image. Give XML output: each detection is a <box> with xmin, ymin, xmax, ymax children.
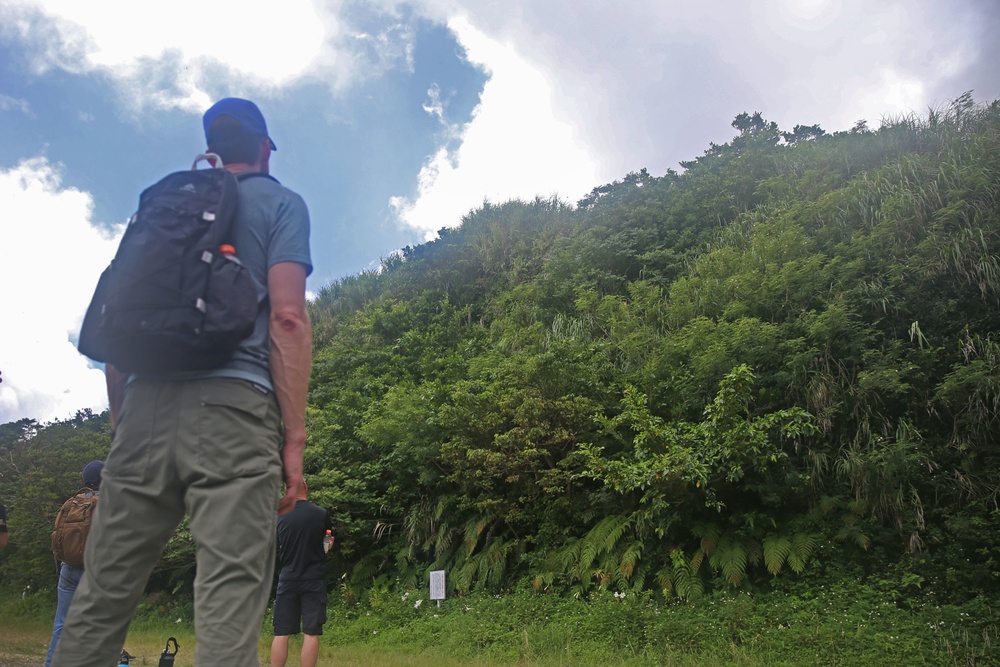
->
<box><xmin>197</xmin><ymin>174</ymin><xmax>311</xmax><ymax>388</ymax></box>
<box><xmin>277</xmin><ymin>500</ymin><xmax>327</xmax><ymax>581</ymax></box>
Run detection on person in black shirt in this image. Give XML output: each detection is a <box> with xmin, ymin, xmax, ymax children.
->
<box><xmin>271</xmin><ymin>479</ymin><xmax>329</xmax><ymax>667</ymax></box>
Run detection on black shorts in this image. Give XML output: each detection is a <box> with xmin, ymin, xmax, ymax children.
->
<box><xmin>273</xmin><ymin>579</ymin><xmax>328</xmax><ymax>636</ymax></box>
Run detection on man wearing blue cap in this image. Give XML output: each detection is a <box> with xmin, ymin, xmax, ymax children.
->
<box><xmin>53</xmin><ymin>98</ymin><xmax>313</xmax><ymax>667</ymax></box>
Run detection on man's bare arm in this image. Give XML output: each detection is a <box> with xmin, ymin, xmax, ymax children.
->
<box><xmin>268</xmin><ymin>261</ymin><xmax>312</xmax><ymax>515</ymax></box>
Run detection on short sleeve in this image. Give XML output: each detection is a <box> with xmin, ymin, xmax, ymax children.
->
<box><xmin>268</xmin><ymin>191</ymin><xmax>312</xmax><ymax>276</ymax></box>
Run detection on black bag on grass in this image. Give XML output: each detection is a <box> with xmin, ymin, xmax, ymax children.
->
<box><xmin>158</xmin><ymin>637</ymin><xmax>179</xmax><ymax>667</ymax></box>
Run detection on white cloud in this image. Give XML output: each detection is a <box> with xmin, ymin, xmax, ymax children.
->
<box><xmin>1</xmin><ymin>0</ymin><xmax>333</xmax><ymax>112</ymax></box>
<box><xmin>423</xmin><ymin>84</ymin><xmax>446</xmax><ymax>123</ymax></box>
<box><xmin>0</xmin><ymin>94</ymin><xmax>33</xmax><ymax>116</ymax></box>
<box><xmin>408</xmin><ymin>0</ymin><xmax>986</xmax><ymax>178</ymax></box>
<box><xmin>390</xmin><ymin>17</ymin><xmax>601</xmax><ymax>238</ymax></box>
<box><xmin>0</xmin><ymin>158</ymin><xmax>121</xmax><ymax>423</ymax></box>
<box><xmin>853</xmin><ymin>67</ymin><xmax>928</xmax><ymax>126</ymax></box>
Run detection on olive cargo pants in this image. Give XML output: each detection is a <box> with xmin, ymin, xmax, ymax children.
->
<box><xmin>52</xmin><ymin>377</ymin><xmax>283</xmax><ymax>667</ymax></box>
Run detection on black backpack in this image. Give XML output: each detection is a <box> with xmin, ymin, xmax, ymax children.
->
<box><xmin>78</xmin><ymin>155</ymin><xmax>264</xmax><ymax>373</ymax></box>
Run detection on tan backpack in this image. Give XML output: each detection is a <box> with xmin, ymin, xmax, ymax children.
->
<box><xmin>51</xmin><ymin>488</ymin><xmax>99</xmax><ymax>565</ymax></box>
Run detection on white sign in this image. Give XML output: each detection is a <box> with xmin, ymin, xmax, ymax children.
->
<box><xmin>429</xmin><ymin>570</ymin><xmax>446</xmax><ymax>600</ymax></box>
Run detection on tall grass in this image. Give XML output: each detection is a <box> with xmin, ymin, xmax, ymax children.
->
<box><xmin>3</xmin><ymin>580</ymin><xmax>996</xmax><ymax>666</ymax></box>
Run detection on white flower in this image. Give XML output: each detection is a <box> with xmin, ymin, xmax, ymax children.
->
<box><xmin>414</xmin><ymin>599</ymin><xmax>423</xmax><ymax>608</ymax></box>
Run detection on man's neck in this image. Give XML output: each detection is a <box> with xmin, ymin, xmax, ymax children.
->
<box><xmin>225</xmin><ymin>163</ymin><xmax>264</xmax><ymax>175</ymax></box>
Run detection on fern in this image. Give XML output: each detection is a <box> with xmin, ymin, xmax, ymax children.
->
<box><xmin>763</xmin><ymin>535</ymin><xmax>792</xmax><ymax>575</ymax></box>
<box><xmin>350</xmin><ymin>556</ymin><xmax>381</xmax><ymax>586</ymax></box>
<box><xmin>760</xmin><ymin>532</ymin><xmax>817</xmax><ymax>575</ymax></box>
<box><xmin>619</xmin><ymin>541</ymin><xmax>642</xmax><ymax>580</ymax></box>
<box><xmin>744</xmin><ymin>538</ymin><xmax>763</xmax><ymax>567</ymax></box>
<box><xmin>672</xmin><ymin>562</ymin><xmax>696</xmax><ymax>599</ymax></box>
<box><xmin>708</xmin><ymin>538</ymin><xmax>747</xmax><ymax>586</ymax></box>
<box><xmin>668</xmin><ymin>549</ymin><xmax>704</xmax><ymax>600</ymax></box>
<box><xmin>394</xmin><ymin>544</ymin><xmax>411</xmax><ymax>573</ymax></box>
<box><xmin>434</xmin><ymin>521</ymin><xmax>456</xmax><ymax>557</ymax></box>
<box><xmin>532</xmin><ymin>572</ymin><xmax>553</xmax><ymax>591</ymax></box>
<box><xmin>453</xmin><ymin>558</ymin><xmax>477</xmax><ymax>592</ymax></box>
<box><xmin>787</xmin><ymin>533</ymin><xmax>818</xmax><ymax>573</ymax></box>
<box><xmin>694</xmin><ymin>522</ymin><xmax>721</xmax><ymax>555</ymax></box>
<box><xmin>580</xmin><ymin>515</ymin><xmax>630</xmax><ymax>569</ymax></box>
<box><xmin>817</xmin><ymin>495</ymin><xmax>844</xmax><ymax>514</ymax></box>
<box><xmin>605</xmin><ymin>515</ymin><xmax>633</xmax><ymax>551</ymax></box>
<box><xmin>483</xmin><ymin>539</ymin><xmax>510</xmax><ymax>588</ymax></box>
<box><xmin>463</xmin><ymin>516</ymin><xmax>489</xmax><ymax>554</ymax></box>
<box><xmin>689</xmin><ymin>548</ymin><xmax>705</xmax><ymax>575</ymax></box>
<box><xmin>656</xmin><ymin>567</ymin><xmax>675</xmax><ymax>598</ymax></box>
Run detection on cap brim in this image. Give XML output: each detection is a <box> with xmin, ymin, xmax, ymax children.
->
<box><xmin>268</xmin><ymin>138</ymin><xmax>277</xmax><ymax>151</ymax></box>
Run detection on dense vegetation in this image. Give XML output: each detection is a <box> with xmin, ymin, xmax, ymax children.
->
<box><xmin>2</xmin><ymin>94</ymin><xmax>998</xmax><ymax>641</ymax></box>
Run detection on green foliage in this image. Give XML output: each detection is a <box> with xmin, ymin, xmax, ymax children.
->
<box><xmin>302</xmin><ymin>94</ymin><xmax>1000</xmax><ymax>600</ymax></box>
<box><xmin>310</xmin><ymin>584</ymin><xmax>999</xmax><ymax>666</ymax></box>
<box><xmin>0</xmin><ymin>410</ymin><xmax>200</xmax><ymax>593</ymax></box>
<box><xmin>6</xmin><ymin>94</ymin><xmax>1000</xmax><ymax>612</ymax></box>
<box><xmin>0</xmin><ymin>411</ymin><xmax>111</xmax><ymax>589</ymax></box>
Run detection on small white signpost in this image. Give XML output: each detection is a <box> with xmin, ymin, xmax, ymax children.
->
<box><xmin>429</xmin><ymin>569</ymin><xmax>446</xmax><ymax>607</ymax></box>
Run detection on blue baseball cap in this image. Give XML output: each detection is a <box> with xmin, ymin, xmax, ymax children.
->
<box><xmin>203</xmin><ymin>97</ymin><xmax>277</xmax><ymax>150</ymax></box>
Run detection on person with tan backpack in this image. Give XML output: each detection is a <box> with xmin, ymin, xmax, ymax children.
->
<box><xmin>46</xmin><ymin>461</ymin><xmax>103</xmax><ymax>667</ymax></box>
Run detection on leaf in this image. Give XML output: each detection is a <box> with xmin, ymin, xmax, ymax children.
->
<box><xmin>763</xmin><ymin>535</ymin><xmax>792</xmax><ymax>576</ymax></box>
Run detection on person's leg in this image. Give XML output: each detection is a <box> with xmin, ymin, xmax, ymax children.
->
<box><xmin>271</xmin><ymin>635</ymin><xmax>290</xmax><ymax>667</ymax></box>
<box><xmin>181</xmin><ymin>378</ymin><xmax>283</xmax><ymax>667</ymax></box>
<box><xmin>271</xmin><ymin>580</ymin><xmax>301</xmax><ymax>667</ymax></box>
<box><xmin>300</xmin><ymin>635</ymin><xmax>320</xmax><ymax>667</ymax></box>
<box><xmin>45</xmin><ymin>563</ymin><xmax>84</xmax><ymax>667</ymax></box>
<box><xmin>52</xmin><ymin>380</ymin><xmax>186</xmax><ymax>667</ymax></box>
<box><xmin>299</xmin><ymin>580</ymin><xmax>328</xmax><ymax>667</ymax></box>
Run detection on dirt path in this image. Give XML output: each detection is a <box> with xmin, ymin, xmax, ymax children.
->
<box><xmin>0</xmin><ymin>649</ymin><xmax>45</xmax><ymax>667</ymax></box>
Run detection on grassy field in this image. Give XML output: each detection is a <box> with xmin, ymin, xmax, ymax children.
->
<box><xmin>2</xmin><ymin>582</ymin><xmax>996</xmax><ymax>667</ymax></box>
<box><xmin>0</xmin><ymin>618</ymin><xmax>739</xmax><ymax>667</ymax></box>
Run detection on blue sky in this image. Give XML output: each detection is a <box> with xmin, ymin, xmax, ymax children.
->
<box><xmin>1</xmin><ymin>0</ymin><xmax>998</xmax><ymax>423</ymax></box>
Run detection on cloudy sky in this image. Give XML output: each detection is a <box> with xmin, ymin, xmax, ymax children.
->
<box><xmin>1</xmin><ymin>0</ymin><xmax>997</xmax><ymax>424</ymax></box>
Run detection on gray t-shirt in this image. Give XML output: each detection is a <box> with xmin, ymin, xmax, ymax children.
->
<box><xmin>194</xmin><ymin>173</ymin><xmax>312</xmax><ymax>389</ymax></box>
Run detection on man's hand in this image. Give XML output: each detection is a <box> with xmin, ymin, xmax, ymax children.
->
<box><xmin>277</xmin><ymin>432</ymin><xmax>306</xmax><ymax>515</ymax></box>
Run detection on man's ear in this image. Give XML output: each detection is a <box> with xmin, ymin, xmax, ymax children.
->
<box><xmin>255</xmin><ymin>141</ymin><xmax>270</xmax><ymax>174</ymax></box>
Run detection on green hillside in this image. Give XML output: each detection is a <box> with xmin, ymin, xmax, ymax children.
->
<box><xmin>3</xmin><ymin>94</ymin><xmax>999</xmax><ymax>611</ymax></box>
<box><xmin>301</xmin><ymin>93</ymin><xmax>1000</xmax><ymax>602</ymax></box>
